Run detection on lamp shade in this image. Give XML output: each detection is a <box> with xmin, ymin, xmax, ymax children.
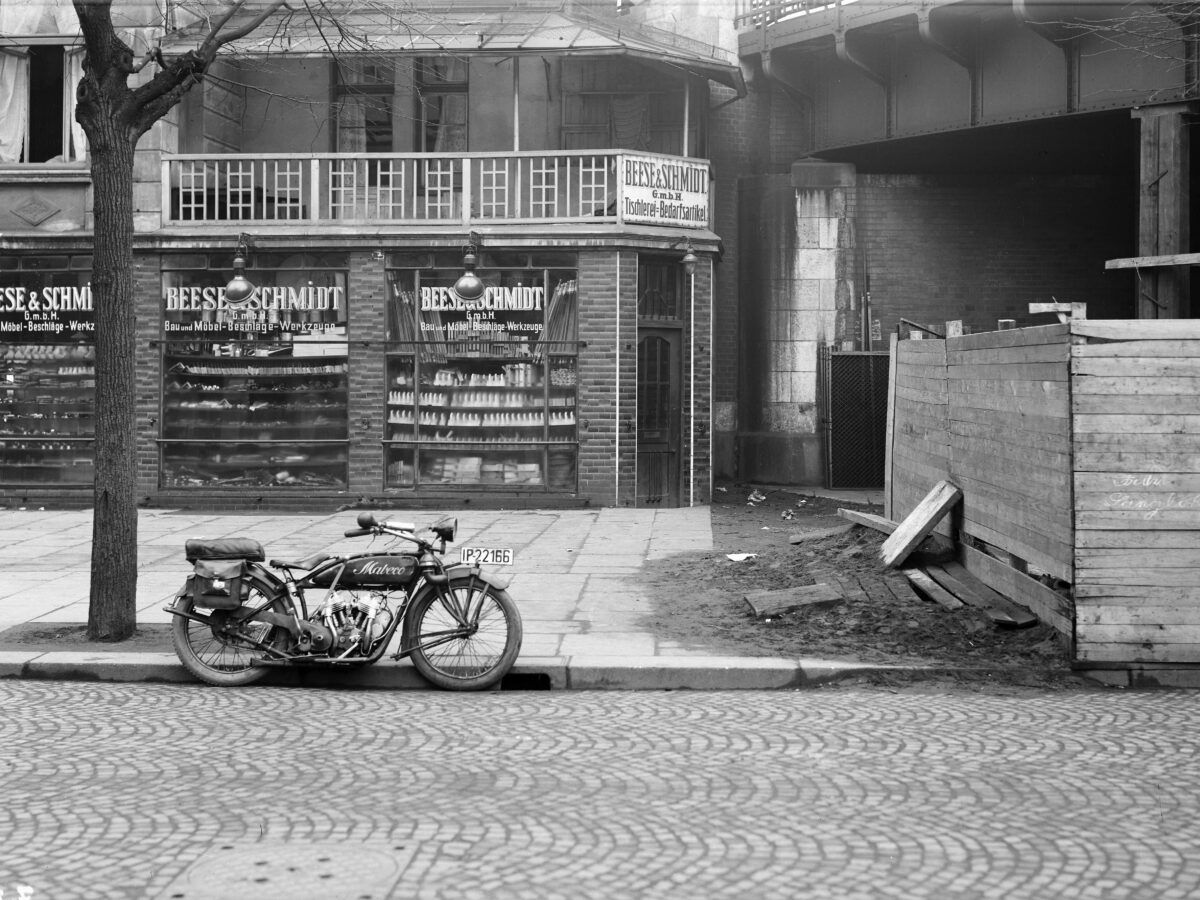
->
<box><xmin>453</xmin><ymin>248</ymin><xmax>486</xmax><ymax>303</ymax></box>
<box><xmin>224</xmin><ymin>256</ymin><xmax>255</xmax><ymax>305</ymax></box>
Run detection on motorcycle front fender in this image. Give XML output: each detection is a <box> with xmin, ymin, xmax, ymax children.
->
<box><xmin>437</xmin><ymin>562</ymin><xmax>513</xmax><ymax>592</ymax></box>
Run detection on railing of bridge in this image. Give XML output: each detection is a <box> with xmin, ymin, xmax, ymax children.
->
<box><xmin>160</xmin><ymin>150</ymin><xmax>709</xmax><ymax>228</ymax></box>
<box><xmin>734</xmin><ymin>0</ymin><xmax>854</xmax><ymax>29</ymax></box>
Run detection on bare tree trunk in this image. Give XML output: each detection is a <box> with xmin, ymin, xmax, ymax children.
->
<box><xmin>71</xmin><ymin>0</ymin><xmax>289</xmax><ymax>640</ymax></box>
<box><xmin>81</xmin><ymin>75</ymin><xmax>138</xmax><ymax>642</ymax></box>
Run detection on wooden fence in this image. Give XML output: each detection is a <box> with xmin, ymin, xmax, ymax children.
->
<box><xmin>886</xmin><ymin>320</ymin><xmax>1200</xmax><ymax>663</ymax></box>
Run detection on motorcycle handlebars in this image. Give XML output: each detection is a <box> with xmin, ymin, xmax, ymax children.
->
<box><xmin>345</xmin><ymin>511</ymin><xmax>453</xmax><ymax>548</ymax></box>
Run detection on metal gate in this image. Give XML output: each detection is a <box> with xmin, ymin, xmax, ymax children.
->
<box><xmin>821</xmin><ymin>348</ymin><xmax>890</xmax><ymax>489</ymax></box>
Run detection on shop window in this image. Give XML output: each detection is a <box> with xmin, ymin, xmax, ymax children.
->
<box><xmin>159</xmin><ymin>260</ymin><xmax>350</xmax><ymax>490</ymax></box>
<box><xmin>0</xmin><ymin>258</ymin><xmax>95</xmax><ymax>486</ymax></box>
<box><xmin>384</xmin><ymin>256</ymin><xmax>578</xmax><ymax>491</ymax></box>
<box><xmin>0</xmin><ymin>0</ymin><xmax>87</xmax><ymax>164</ymax></box>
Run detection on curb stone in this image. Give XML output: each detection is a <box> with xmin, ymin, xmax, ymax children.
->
<box><xmin>0</xmin><ymin>650</ymin><xmax>1032</xmax><ymax>691</ymax></box>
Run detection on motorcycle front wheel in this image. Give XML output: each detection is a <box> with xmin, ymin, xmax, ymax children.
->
<box><xmin>402</xmin><ymin>575</ymin><xmax>522</xmax><ymax>691</ymax></box>
<box><xmin>171</xmin><ymin>575</ymin><xmax>290</xmax><ymax>687</ymax></box>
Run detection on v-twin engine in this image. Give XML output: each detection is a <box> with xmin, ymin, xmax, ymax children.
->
<box><xmin>297</xmin><ymin>591</ymin><xmax>395</xmax><ymax>656</ymax></box>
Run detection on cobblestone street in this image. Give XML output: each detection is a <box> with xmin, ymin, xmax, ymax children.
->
<box><xmin>2</xmin><ymin>682</ymin><xmax>1198</xmax><ymax>899</ymax></box>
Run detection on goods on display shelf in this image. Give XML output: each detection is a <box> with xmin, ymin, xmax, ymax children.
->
<box><xmin>1</xmin><ymin>344</ymin><xmax>96</xmax><ymax>486</ymax></box>
<box><xmin>160</xmin><ymin>343</ymin><xmax>349</xmax><ymax>488</ymax></box>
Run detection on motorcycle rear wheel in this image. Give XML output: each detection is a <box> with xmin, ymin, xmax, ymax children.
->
<box><xmin>402</xmin><ymin>576</ymin><xmax>522</xmax><ymax>691</ymax></box>
<box><xmin>171</xmin><ymin>575</ymin><xmax>290</xmax><ymax>687</ymax></box>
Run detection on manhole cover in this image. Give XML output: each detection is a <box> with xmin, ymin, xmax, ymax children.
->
<box><xmin>157</xmin><ymin>842</ymin><xmax>414</xmax><ymax>899</ymax></box>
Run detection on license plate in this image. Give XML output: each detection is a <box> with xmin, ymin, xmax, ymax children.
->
<box><xmin>460</xmin><ymin>547</ymin><xmax>514</xmax><ymax>566</ymax></box>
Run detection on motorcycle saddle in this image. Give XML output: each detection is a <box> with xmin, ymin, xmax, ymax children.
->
<box><xmin>185</xmin><ymin>537</ymin><xmax>266</xmax><ymax>562</ymax></box>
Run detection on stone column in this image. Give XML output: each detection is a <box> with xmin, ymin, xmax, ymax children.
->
<box><xmin>737</xmin><ymin>158</ymin><xmax>856</xmax><ymax>486</ymax></box>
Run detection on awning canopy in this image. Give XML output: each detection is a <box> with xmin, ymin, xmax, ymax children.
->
<box><xmin>163</xmin><ymin>0</ymin><xmax>746</xmax><ymax>96</ymax></box>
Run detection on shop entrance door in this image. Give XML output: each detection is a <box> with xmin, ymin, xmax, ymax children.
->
<box><xmin>636</xmin><ymin>327</ymin><xmax>681</xmax><ymax>507</ymax></box>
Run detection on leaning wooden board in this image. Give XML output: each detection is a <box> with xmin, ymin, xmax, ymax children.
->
<box><xmin>879</xmin><ymin>480</ymin><xmax>962</xmax><ymax>568</ymax></box>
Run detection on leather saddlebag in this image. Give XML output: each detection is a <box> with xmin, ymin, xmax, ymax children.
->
<box><xmin>191</xmin><ymin>558</ymin><xmax>249</xmax><ymax>609</ymax></box>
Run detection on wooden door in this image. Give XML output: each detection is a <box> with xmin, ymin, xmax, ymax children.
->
<box><xmin>637</xmin><ymin>327</ymin><xmax>681</xmax><ymax>507</ymax></box>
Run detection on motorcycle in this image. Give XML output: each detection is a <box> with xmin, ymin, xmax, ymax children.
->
<box><xmin>165</xmin><ymin>512</ymin><xmax>522</xmax><ymax>691</ymax></box>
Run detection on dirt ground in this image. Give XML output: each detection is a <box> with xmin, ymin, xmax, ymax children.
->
<box><xmin>640</xmin><ymin>482</ymin><xmax>1094</xmax><ymax>690</ymax></box>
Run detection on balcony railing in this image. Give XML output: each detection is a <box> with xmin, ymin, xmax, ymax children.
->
<box><xmin>161</xmin><ymin>150</ymin><xmax>709</xmax><ymax>228</ymax></box>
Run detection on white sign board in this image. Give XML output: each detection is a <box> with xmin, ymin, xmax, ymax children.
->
<box><xmin>621</xmin><ymin>154</ymin><xmax>709</xmax><ymax>228</ymax></box>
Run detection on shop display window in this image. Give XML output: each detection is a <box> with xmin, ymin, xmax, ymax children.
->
<box><xmin>0</xmin><ymin>259</ymin><xmax>95</xmax><ymax>486</ymax></box>
<box><xmin>384</xmin><ymin>253</ymin><xmax>578</xmax><ymax>490</ymax></box>
<box><xmin>159</xmin><ymin>256</ymin><xmax>349</xmax><ymax>489</ymax></box>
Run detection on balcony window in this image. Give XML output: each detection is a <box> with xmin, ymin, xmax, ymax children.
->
<box><xmin>334</xmin><ymin>55</ymin><xmax>468</xmax><ymax>154</ymax></box>
<box><xmin>0</xmin><ymin>1</ymin><xmax>86</xmax><ymax>164</ymax></box>
<box><xmin>415</xmin><ymin>57</ymin><xmax>467</xmax><ymax>153</ymax></box>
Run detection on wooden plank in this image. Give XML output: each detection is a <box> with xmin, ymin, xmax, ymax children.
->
<box><xmin>1029</xmin><ymin>301</ymin><xmax>1086</xmax><ymax>321</ymax></box>
<box><xmin>1104</xmin><ymin>252</ymin><xmax>1200</xmax><ymax>269</ymax></box>
<box><xmin>1073</xmin><ymin>394</ymin><xmax>1200</xmax><ymax>415</ymax></box>
<box><xmin>1078</xmin><ymin>623</ymin><xmax>1200</xmax><ymax>643</ymax></box>
<box><xmin>897</xmin><ymin>340</ymin><xmax>948</xmax><ymax>355</ymax></box>
<box><xmin>1076</xmin><ymin>471</ymin><xmax>1200</xmax><ymax>493</ymax></box>
<box><xmin>943</xmin><ymin>387</ymin><xmax>1068</xmax><ymax>419</ymax></box>
<box><xmin>883</xmin><ymin>573</ymin><xmax>927</xmax><ymax>605</ymax></box>
<box><xmin>950</xmin><ymin>418</ymin><xmax>1072</xmax><ymax>454</ymax></box>
<box><xmin>951</xmin><ymin>405</ymin><xmax>1073</xmax><ymax>437</ymax></box>
<box><xmin>1073</xmin><ymin>319</ymin><xmax>1200</xmax><ymax>340</ymax></box>
<box><xmin>948</xmin><ymin>377</ymin><xmax>1069</xmax><ymax>399</ymax></box>
<box><xmin>1077</xmin><ymin>550</ymin><xmax>1200</xmax><ymax>568</ymax></box>
<box><xmin>944</xmin><ymin>361</ymin><xmax>1067</xmax><ymax>382</ymax></box>
<box><xmin>838</xmin><ymin>508</ymin><xmax>897</xmax><ymax>534</ymax></box>
<box><xmin>1074</xmin><ymin>433</ymin><xmax>1200</xmax><ymax>452</ymax></box>
<box><xmin>947</xmin><ymin>343</ymin><xmax>1070</xmax><ymax>365</ymax></box>
<box><xmin>1074</xmin><ymin>583</ymin><xmax>1200</xmax><ymax>601</ymax></box>
<box><xmin>895</xmin><ymin>371</ymin><xmax>948</xmax><ymax>392</ymax></box>
<box><xmin>961</xmin><ymin>519</ymin><xmax>1073</xmax><ymax>584</ymax></box>
<box><xmin>1073</xmin><ymin>375</ymin><xmax>1200</xmax><ymax>395</ymax></box>
<box><xmin>789</xmin><ymin>523</ymin><xmax>854</xmax><ymax>543</ymax></box>
<box><xmin>950</xmin><ymin>447</ymin><xmax>1072</xmax><ymax>495</ymax></box>
<box><xmin>954</xmin><ymin>472</ymin><xmax>1073</xmax><ymax>528</ymax></box>
<box><xmin>880</xmin><ymin>480</ymin><xmax>962</xmax><ymax>568</ymax></box>
<box><xmin>895</xmin><ymin>384</ymin><xmax>951</xmax><ymax>406</ymax></box>
<box><xmin>1077</xmin><ymin>604</ymin><xmax>1200</xmax><ymax>626</ymax></box>
<box><xmin>1074</xmin><ymin>491</ymin><xmax>1200</xmax><ymax>518</ymax></box>
<box><xmin>1076</xmin><ymin>568</ymin><xmax>1200</xmax><ymax>587</ymax></box>
<box><xmin>1074</xmin><ymin>339</ymin><xmax>1200</xmax><ymax>358</ymax></box>
<box><xmin>960</xmin><ymin>544</ymin><xmax>1072</xmax><ymax>634</ymax></box>
<box><xmin>924</xmin><ymin>563</ymin><xmax>1038</xmax><ymax>628</ymax></box>
<box><xmin>900</xmin><ymin>567</ymin><xmax>963</xmax><ymax>610</ymax></box>
<box><xmin>885</xmin><ymin>331</ymin><xmax>900</xmax><ymax>522</ymax></box>
<box><xmin>950</xmin><ymin>323</ymin><xmax>1068</xmax><ymax>350</ymax></box>
<box><xmin>1075</xmin><ymin>449</ymin><xmax>1200</xmax><ymax>472</ymax></box>
<box><xmin>1075</xmin><ymin>510</ymin><xmax>1200</xmax><ymax>530</ymax></box>
<box><xmin>1074</xmin><ymin>413</ymin><xmax>1200</xmax><ymax>435</ymax></box>
<box><xmin>1073</xmin><ymin>357</ymin><xmax>1200</xmax><ymax>378</ymax></box>
<box><xmin>1076</xmin><ymin>529</ymin><xmax>1200</xmax><ymax>549</ymax></box>
<box><xmin>950</xmin><ymin>435</ymin><xmax>1070</xmax><ymax>475</ymax></box>
<box><xmin>743</xmin><ymin>584</ymin><xmax>844</xmax><ymax>618</ymax></box>
<box><xmin>1076</xmin><ymin>643</ymin><xmax>1200</xmax><ymax>663</ymax></box>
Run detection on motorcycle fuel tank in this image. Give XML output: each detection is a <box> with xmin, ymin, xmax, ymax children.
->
<box><xmin>309</xmin><ymin>554</ymin><xmax>418</xmax><ymax>588</ymax></box>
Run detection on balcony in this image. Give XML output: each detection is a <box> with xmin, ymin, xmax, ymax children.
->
<box><xmin>161</xmin><ymin>149</ymin><xmax>711</xmax><ymax>230</ymax></box>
